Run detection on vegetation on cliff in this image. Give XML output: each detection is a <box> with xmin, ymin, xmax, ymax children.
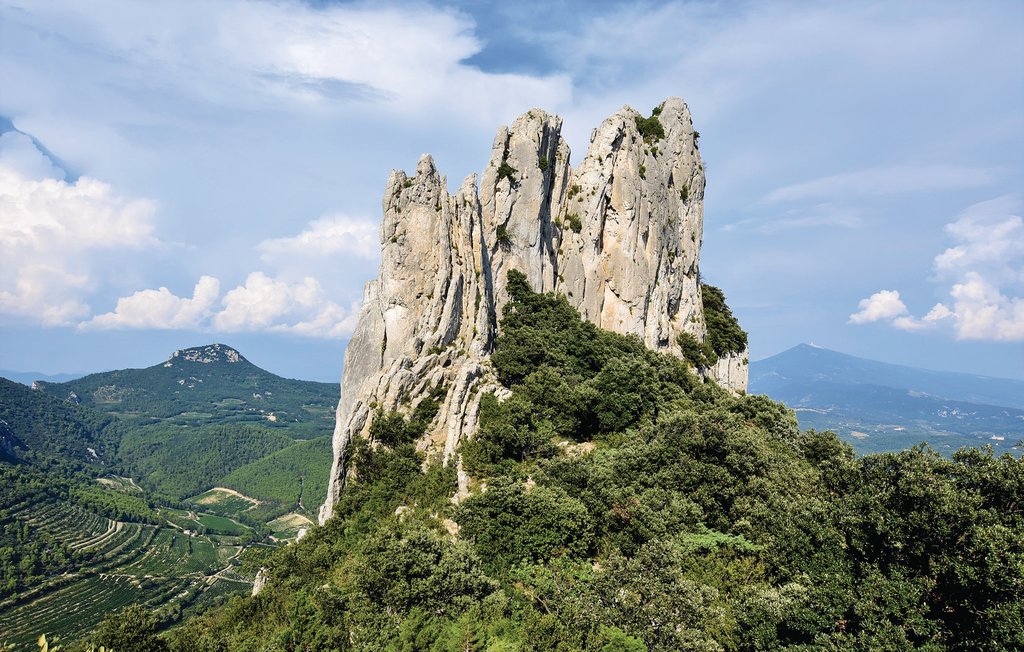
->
<box><xmin>156</xmin><ymin>273</ymin><xmax>1022</xmax><ymax>652</ymax></box>
<box><xmin>677</xmin><ymin>283</ymin><xmax>749</xmax><ymax>369</ymax></box>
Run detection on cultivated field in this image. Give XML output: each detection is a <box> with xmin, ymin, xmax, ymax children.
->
<box><xmin>0</xmin><ymin>495</ymin><xmax>253</xmax><ymax>648</ymax></box>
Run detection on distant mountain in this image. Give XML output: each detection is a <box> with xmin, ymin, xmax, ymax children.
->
<box><xmin>35</xmin><ymin>343</ymin><xmax>338</xmax><ymax>436</ymax></box>
<box><xmin>752</xmin><ymin>343</ymin><xmax>1024</xmax><ymax>409</ymax></box>
<box><xmin>0</xmin><ymin>370</ymin><xmax>88</xmax><ymax>385</ymax></box>
<box><xmin>750</xmin><ymin>344</ymin><xmax>1024</xmax><ymax>455</ymax></box>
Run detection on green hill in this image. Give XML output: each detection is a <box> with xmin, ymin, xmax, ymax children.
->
<box><xmin>0</xmin><ymin>377</ymin><xmax>117</xmax><ymax>465</ymax></box>
<box><xmin>24</xmin><ymin>344</ymin><xmax>338</xmax><ymax>506</ymax></box>
<box><xmin>36</xmin><ymin>343</ymin><xmax>337</xmax><ymax>437</ymax></box>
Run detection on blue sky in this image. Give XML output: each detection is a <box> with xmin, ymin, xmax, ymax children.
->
<box><xmin>1</xmin><ymin>0</ymin><xmax>1021</xmax><ymax>382</ymax></box>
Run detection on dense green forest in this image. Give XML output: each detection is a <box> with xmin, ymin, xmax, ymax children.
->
<box><xmin>0</xmin><ymin>378</ymin><xmax>118</xmax><ymax>464</ymax></box>
<box><xmin>140</xmin><ymin>272</ymin><xmax>1022</xmax><ymax>652</ymax></box>
<box><xmin>223</xmin><ymin>436</ymin><xmax>333</xmax><ymax>521</ymax></box>
<box><xmin>116</xmin><ymin>422</ymin><xmax>297</xmax><ymax>498</ymax></box>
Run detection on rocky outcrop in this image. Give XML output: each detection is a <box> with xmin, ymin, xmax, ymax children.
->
<box><xmin>708</xmin><ymin>350</ymin><xmax>749</xmax><ymax>394</ymax></box>
<box><xmin>320</xmin><ymin>97</ymin><xmax>747</xmax><ymax>524</ymax></box>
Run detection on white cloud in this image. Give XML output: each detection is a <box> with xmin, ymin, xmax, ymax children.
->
<box><xmin>86</xmin><ymin>271</ymin><xmax>357</xmax><ymax>339</ymax></box>
<box><xmin>892</xmin><ymin>316</ymin><xmax>931</xmax><ymax>332</ymax></box>
<box><xmin>1</xmin><ymin>1</ymin><xmax>570</xmax><ymax>122</ymax></box>
<box><xmin>214</xmin><ymin>272</ymin><xmax>357</xmax><ymax>338</ymax></box>
<box><xmin>763</xmin><ymin>165</ymin><xmax>995</xmax><ymax>204</ymax></box>
<box><xmin>848</xmin><ymin>290</ymin><xmax>909</xmax><ymax>324</ymax></box>
<box><xmin>258</xmin><ymin>215</ymin><xmax>379</xmax><ymax>263</ymax></box>
<box><xmin>932</xmin><ymin>196</ymin><xmax>1023</xmax><ymax>281</ymax></box>
<box><xmin>723</xmin><ymin>203</ymin><xmax>863</xmax><ymax>234</ymax></box>
<box><xmin>0</xmin><ymin>151</ymin><xmax>158</xmax><ymax>325</ymax></box>
<box><xmin>939</xmin><ymin>273</ymin><xmax>1024</xmax><ymax>342</ymax></box>
<box><xmin>923</xmin><ymin>303</ymin><xmax>954</xmax><ymax>322</ymax></box>
<box><xmin>849</xmin><ymin>198</ymin><xmax>1023</xmax><ymax>341</ymax></box>
<box><xmin>84</xmin><ymin>276</ymin><xmax>220</xmax><ymax>331</ymax></box>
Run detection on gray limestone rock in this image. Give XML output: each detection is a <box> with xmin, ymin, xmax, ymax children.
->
<box><xmin>320</xmin><ymin>97</ymin><xmax>746</xmax><ymax>524</ymax></box>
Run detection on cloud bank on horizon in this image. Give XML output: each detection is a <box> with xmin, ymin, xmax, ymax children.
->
<box><xmin>0</xmin><ymin>0</ymin><xmax>1021</xmax><ymax>378</ymax></box>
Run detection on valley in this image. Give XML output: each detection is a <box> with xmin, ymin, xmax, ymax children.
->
<box><xmin>0</xmin><ymin>345</ymin><xmax>337</xmax><ymax>646</ymax></box>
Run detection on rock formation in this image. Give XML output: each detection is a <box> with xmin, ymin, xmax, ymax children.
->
<box><xmin>320</xmin><ymin>97</ymin><xmax>748</xmax><ymax>524</ymax></box>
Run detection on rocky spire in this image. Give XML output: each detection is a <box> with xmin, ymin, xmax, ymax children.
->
<box><xmin>319</xmin><ymin>97</ymin><xmax>748</xmax><ymax>524</ymax></box>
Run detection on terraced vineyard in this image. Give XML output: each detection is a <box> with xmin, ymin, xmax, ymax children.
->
<box><xmin>0</xmin><ymin>494</ymin><xmax>253</xmax><ymax>648</ymax></box>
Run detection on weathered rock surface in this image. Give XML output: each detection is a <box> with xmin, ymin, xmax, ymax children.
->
<box><xmin>320</xmin><ymin>97</ymin><xmax>747</xmax><ymax>524</ymax></box>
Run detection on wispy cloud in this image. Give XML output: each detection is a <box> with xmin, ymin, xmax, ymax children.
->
<box><xmin>722</xmin><ymin>203</ymin><xmax>863</xmax><ymax>234</ymax></box>
<box><xmin>0</xmin><ymin>1</ymin><xmax>571</xmax><ymax>120</ymax></box>
<box><xmin>763</xmin><ymin>165</ymin><xmax>996</xmax><ymax>204</ymax></box>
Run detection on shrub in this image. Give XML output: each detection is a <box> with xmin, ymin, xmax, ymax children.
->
<box><xmin>369</xmin><ymin>386</ymin><xmax>444</xmax><ymax>447</ymax></box>
<box><xmin>496</xmin><ymin>224</ymin><xmax>513</xmax><ymax>250</ymax></box>
<box><xmin>676</xmin><ymin>331</ymin><xmax>717</xmax><ymax>368</ymax></box>
<box><xmin>456</xmin><ymin>478</ymin><xmax>592</xmax><ymax>572</ymax></box>
<box><xmin>539</xmin><ymin>155</ymin><xmax>549</xmax><ymax>172</ymax></box>
<box><xmin>635</xmin><ymin>115</ymin><xmax>665</xmax><ymax>143</ymax></box>
<box><xmin>566</xmin><ymin>213</ymin><xmax>582</xmax><ymax>233</ymax></box>
<box><xmin>701</xmin><ymin>284</ymin><xmax>748</xmax><ymax>357</ymax></box>
<box><xmin>497</xmin><ymin>162</ymin><xmax>518</xmax><ymax>186</ymax></box>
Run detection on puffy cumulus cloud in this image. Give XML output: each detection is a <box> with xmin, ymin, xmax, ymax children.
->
<box><xmin>83</xmin><ymin>276</ymin><xmax>220</xmax><ymax>331</ymax></box>
<box><xmin>0</xmin><ymin>146</ymin><xmax>158</xmax><ymax>325</ymax></box>
<box><xmin>925</xmin><ymin>198</ymin><xmax>1024</xmax><ymax>341</ymax></box>
<box><xmin>848</xmin><ymin>290</ymin><xmax>910</xmax><ymax>324</ymax></box>
<box><xmin>86</xmin><ymin>272</ymin><xmax>358</xmax><ymax>339</ymax></box>
<box><xmin>258</xmin><ymin>215</ymin><xmax>379</xmax><ymax>263</ymax></box>
<box><xmin>927</xmin><ymin>274</ymin><xmax>1024</xmax><ymax>342</ymax></box>
<box><xmin>215</xmin><ymin>272</ymin><xmax>358</xmax><ymax>339</ymax></box>
<box><xmin>849</xmin><ymin>198</ymin><xmax>1023</xmax><ymax>341</ymax></box>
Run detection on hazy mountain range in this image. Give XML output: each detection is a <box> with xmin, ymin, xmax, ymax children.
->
<box><xmin>750</xmin><ymin>344</ymin><xmax>1024</xmax><ymax>455</ymax></box>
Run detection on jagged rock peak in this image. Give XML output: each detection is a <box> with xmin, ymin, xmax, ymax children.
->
<box><xmin>168</xmin><ymin>344</ymin><xmax>244</xmax><ymax>365</ymax></box>
<box><xmin>320</xmin><ymin>97</ymin><xmax>748</xmax><ymax>524</ymax></box>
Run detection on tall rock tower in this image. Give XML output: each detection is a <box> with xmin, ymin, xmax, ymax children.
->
<box><xmin>320</xmin><ymin>97</ymin><xmax>748</xmax><ymax>524</ymax></box>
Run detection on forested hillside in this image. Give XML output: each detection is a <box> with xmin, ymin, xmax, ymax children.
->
<box><xmin>155</xmin><ymin>273</ymin><xmax>1023</xmax><ymax>652</ymax></box>
<box><xmin>35</xmin><ymin>343</ymin><xmax>337</xmax><ymax>437</ymax></box>
<box><xmin>0</xmin><ymin>378</ymin><xmax>118</xmax><ymax>464</ymax></box>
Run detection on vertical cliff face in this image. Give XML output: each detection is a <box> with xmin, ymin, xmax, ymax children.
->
<box><xmin>320</xmin><ymin>97</ymin><xmax>748</xmax><ymax>524</ymax></box>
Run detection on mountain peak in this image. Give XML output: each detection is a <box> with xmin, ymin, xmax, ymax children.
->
<box><xmin>320</xmin><ymin>96</ymin><xmax>748</xmax><ymax>523</ymax></box>
<box><xmin>167</xmin><ymin>344</ymin><xmax>246</xmax><ymax>366</ymax></box>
